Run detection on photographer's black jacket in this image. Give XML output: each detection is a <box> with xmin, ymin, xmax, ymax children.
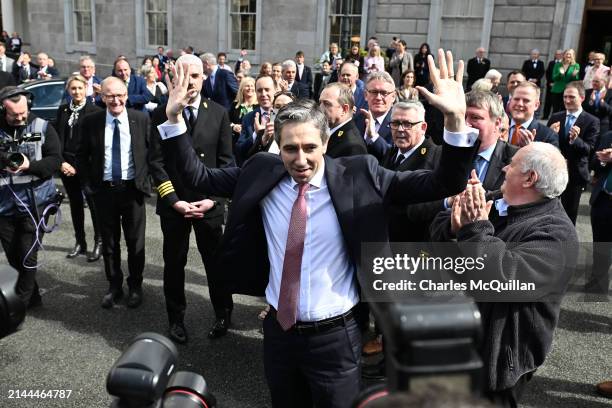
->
<box><xmin>0</xmin><ymin>114</ymin><xmax>61</xmax><ymax>216</ymax></box>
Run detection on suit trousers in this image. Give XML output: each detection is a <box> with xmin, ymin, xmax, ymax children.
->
<box><xmin>542</xmin><ymin>85</ymin><xmax>554</xmax><ymax>119</ymax></box>
<box><xmin>561</xmin><ymin>179</ymin><xmax>585</xmax><ymax>225</ymax></box>
<box><xmin>263</xmin><ymin>312</ymin><xmax>362</xmax><ymax>408</ymax></box>
<box><xmin>61</xmin><ymin>173</ymin><xmax>100</xmax><ymax>245</ymax></box>
<box><xmin>0</xmin><ymin>215</ymin><xmax>43</xmax><ymax>304</ymax></box>
<box><xmin>160</xmin><ymin>214</ymin><xmax>232</xmax><ymax>323</ymax></box>
<box><xmin>588</xmin><ymin>193</ymin><xmax>612</xmax><ymax>294</ymax></box>
<box><xmin>94</xmin><ymin>183</ymin><xmax>145</xmax><ymax>292</ymax></box>
<box><xmin>485</xmin><ymin>371</ymin><xmax>534</xmax><ymax>408</ymax></box>
<box><xmin>551</xmin><ymin>92</ymin><xmax>564</xmax><ymax>116</ymax></box>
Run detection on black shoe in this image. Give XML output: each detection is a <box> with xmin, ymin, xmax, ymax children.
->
<box><xmin>169</xmin><ymin>322</ymin><xmax>188</xmax><ymax>344</ymax></box>
<box><xmin>66</xmin><ymin>242</ymin><xmax>87</xmax><ymax>259</ymax></box>
<box><xmin>361</xmin><ymin>359</ymin><xmax>386</xmax><ymax>380</ymax></box>
<box><xmin>27</xmin><ymin>294</ymin><xmax>43</xmax><ymax>309</ymax></box>
<box><xmin>87</xmin><ymin>240</ymin><xmax>102</xmax><ymax>262</ymax></box>
<box><xmin>101</xmin><ymin>289</ymin><xmax>123</xmax><ymax>309</ymax></box>
<box><xmin>208</xmin><ymin>315</ymin><xmax>231</xmax><ymax>339</ymax></box>
<box><xmin>126</xmin><ymin>289</ymin><xmax>143</xmax><ymax>308</ymax></box>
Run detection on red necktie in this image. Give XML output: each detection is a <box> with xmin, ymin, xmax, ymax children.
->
<box><xmin>277</xmin><ymin>183</ymin><xmax>309</xmax><ymax>331</ymax></box>
<box><xmin>510</xmin><ymin>124</ymin><xmax>522</xmax><ymax>146</ymax></box>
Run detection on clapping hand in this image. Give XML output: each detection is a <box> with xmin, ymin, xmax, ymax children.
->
<box><xmin>517</xmin><ymin>127</ymin><xmax>537</xmax><ymax>147</ymax></box>
<box><xmin>416</xmin><ymin>49</ymin><xmax>466</xmax><ymax>132</ymax></box>
<box><xmin>359</xmin><ymin>109</ymin><xmax>377</xmax><ymax>140</ymax></box>
<box><xmin>567</xmin><ymin>125</ymin><xmax>580</xmax><ymax>142</ymax></box>
<box><xmin>549</xmin><ymin>121</ymin><xmax>561</xmax><ymax>134</ymax></box>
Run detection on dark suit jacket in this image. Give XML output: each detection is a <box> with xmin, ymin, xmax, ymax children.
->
<box><xmin>0</xmin><ymin>70</ymin><xmax>16</xmax><ymax>89</ymax></box>
<box><xmin>521</xmin><ymin>59</ymin><xmax>545</xmax><ymax>87</ymax></box>
<box><xmin>381</xmin><ymin>137</ymin><xmax>442</xmax><ymax>242</ymax></box>
<box><xmin>296</xmin><ymin>65</ymin><xmax>313</xmax><ymax>98</ymax></box>
<box><xmin>54</xmin><ymin>100</ymin><xmax>102</xmax><ymax>164</ymax></box>
<box><xmin>125</xmin><ymin>75</ymin><xmax>153</xmax><ymax>111</ymax></box>
<box><xmin>77</xmin><ymin>109</ymin><xmax>151</xmax><ymax>195</ymax></box>
<box><xmin>547</xmin><ymin>111</ymin><xmax>599</xmax><ymax>184</ymax></box>
<box><xmin>466</xmin><ymin>57</ymin><xmax>490</xmax><ymax>89</ymax></box>
<box><xmin>583</xmin><ymin>89</ymin><xmax>612</xmax><ymax>134</ymax></box>
<box><xmin>590</xmin><ymin>130</ymin><xmax>612</xmax><ymax>204</ymax></box>
<box><xmin>325</xmin><ymin>119</ymin><xmax>367</xmax><ymax>158</ymax></box>
<box><xmin>203</xmin><ymin>68</ymin><xmax>238</xmax><ymax>111</ymax></box>
<box><xmin>354</xmin><ymin>109</ymin><xmax>392</xmax><ymax>160</ymax></box>
<box><xmin>149</xmin><ymin>98</ymin><xmax>234</xmax><ymax>219</ymax></box>
<box><xmin>313</xmin><ymin>72</ymin><xmax>332</xmax><ymax>102</ymax></box>
<box><xmin>235</xmin><ymin>107</ymin><xmax>267</xmax><ymax>165</ymax></box>
<box><xmin>354</xmin><ymin>81</ymin><xmax>368</xmax><ymax>111</ymax></box>
<box><xmin>524</xmin><ymin>120</ymin><xmax>560</xmax><ymax>148</ymax></box>
<box><xmin>289</xmin><ymin>81</ymin><xmax>309</xmax><ymax>99</ymax></box>
<box><xmin>545</xmin><ymin>60</ymin><xmax>559</xmax><ymax>89</ymax></box>
<box><xmin>35</xmin><ymin>65</ymin><xmax>59</xmax><ymax>79</ymax></box>
<box><xmin>162</xmin><ymin>131</ymin><xmax>477</xmax><ymax>296</ymax></box>
<box><xmin>12</xmin><ymin>63</ymin><xmax>37</xmax><ymax>83</ymax></box>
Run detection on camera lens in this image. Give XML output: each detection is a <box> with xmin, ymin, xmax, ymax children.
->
<box><xmin>8</xmin><ymin>152</ymin><xmax>23</xmax><ymax>170</ymax></box>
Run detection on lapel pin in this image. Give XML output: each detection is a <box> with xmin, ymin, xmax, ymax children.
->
<box><xmin>421</xmin><ymin>147</ymin><xmax>427</xmax><ymax>155</ymax></box>
<box><xmin>338</xmin><ymin>130</ymin><xmax>344</xmax><ymax>137</ymax></box>
<box><xmin>203</xmin><ymin>101</ymin><xmax>208</xmax><ymax>109</ymax></box>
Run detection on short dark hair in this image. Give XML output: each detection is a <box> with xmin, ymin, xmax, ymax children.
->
<box><xmin>217</xmin><ymin>52</ymin><xmax>227</xmax><ymax>59</ymax></box>
<box><xmin>506</xmin><ymin>70</ymin><xmax>526</xmax><ymax>80</ymax></box>
<box><xmin>295</xmin><ymin>51</ymin><xmax>304</xmax><ymax>58</ymax></box>
<box><xmin>274</xmin><ymin>100</ymin><xmax>329</xmax><ymax>145</ymax></box>
<box><xmin>565</xmin><ymin>80</ymin><xmax>585</xmax><ymax>98</ymax></box>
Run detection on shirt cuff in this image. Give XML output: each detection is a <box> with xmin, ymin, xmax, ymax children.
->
<box><xmin>157</xmin><ymin>121</ymin><xmax>187</xmax><ymax>140</ymax></box>
<box><xmin>252</xmin><ymin>130</ymin><xmax>258</xmax><ymax>142</ymax></box>
<box><xmin>443</xmin><ymin>126</ymin><xmax>479</xmax><ymax>147</ymax></box>
<box><xmin>365</xmin><ymin>131</ymin><xmax>380</xmax><ymax>144</ymax></box>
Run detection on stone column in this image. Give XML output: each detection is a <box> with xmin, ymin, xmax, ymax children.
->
<box><xmin>1</xmin><ymin>0</ymin><xmax>15</xmax><ymax>34</ymax></box>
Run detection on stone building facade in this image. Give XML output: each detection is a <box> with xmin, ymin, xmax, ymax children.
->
<box><xmin>0</xmin><ymin>0</ymin><xmax>601</xmax><ymax>80</ymax></box>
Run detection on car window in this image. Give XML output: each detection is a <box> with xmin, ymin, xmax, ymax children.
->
<box><xmin>28</xmin><ymin>83</ymin><xmax>65</xmax><ymax>108</ymax></box>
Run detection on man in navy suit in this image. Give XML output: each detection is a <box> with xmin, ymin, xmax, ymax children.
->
<box><xmin>354</xmin><ymin>71</ymin><xmax>397</xmax><ymax>160</ymax></box>
<box><xmin>235</xmin><ymin>75</ymin><xmax>275</xmax><ymax>165</ymax></box>
<box><xmin>295</xmin><ymin>51</ymin><xmax>313</xmax><ymax>99</ymax></box>
<box><xmin>34</xmin><ymin>52</ymin><xmax>59</xmax><ymax>79</ymax></box>
<box><xmin>113</xmin><ymin>58</ymin><xmax>152</xmax><ymax>112</ymax></box>
<box><xmin>12</xmin><ymin>52</ymin><xmax>38</xmax><ymax>84</ymax></box>
<box><xmin>507</xmin><ymin>81</ymin><xmax>559</xmax><ymax>148</ymax></box>
<box><xmin>158</xmin><ymin>49</ymin><xmax>478</xmax><ymax>408</ymax></box>
<box><xmin>201</xmin><ymin>52</ymin><xmax>238</xmax><ymax>111</ymax></box>
<box><xmin>338</xmin><ymin>62</ymin><xmax>367</xmax><ymax>111</ymax></box>
<box><xmin>281</xmin><ymin>59</ymin><xmax>308</xmax><ymax>99</ymax></box>
<box><xmin>547</xmin><ymin>81</ymin><xmax>599</xmax><ymax>224</ymax></box>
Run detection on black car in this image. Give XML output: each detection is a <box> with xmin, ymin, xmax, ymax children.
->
<box><xmin>19</xmin><ymin>78</ymin><xmax>66</xmax><ymax>125</ymax></box>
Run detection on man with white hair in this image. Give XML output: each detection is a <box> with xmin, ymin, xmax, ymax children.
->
<box><xmin>521</xmin><ymin>49</ymin><xmax>545</xmax><ymax>87</ymax></box>
<box><xmin>201</xmin><ymin>52</ymin><xmax>238</xmax><ymax>111</ymax></box>
<box><xmin>149</xmin><ymin>54</ymin><xmax>234</xmax><ymax>343</ymax></box>
<box><xmin>484</xmin><ymin>69</ymin><xmax>502</xmax><ymax>93</ymax></box>
<box><xmin>466</xmin><ymin>47</ymin><xmax>490</xmax><ymax>90</ymax></box>
<box><xmin>281</xmin><ymin>59</ymin><xmax>308</xmax><ymax>98</ymax></box>
<box><xmin>431</xmin><ymin>141</ymin><xmax>578</xmax><ymax>407</ymax></box>
<box><xmin>36</xmin><ymin>52</ymin><xmax>59</xmax><ymax>79</ymax></box>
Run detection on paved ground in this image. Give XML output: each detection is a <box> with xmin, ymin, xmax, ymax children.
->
<box><xmin>0</xmin><ymin>189</ymin><xmax>610</xmax><ymax>407</ymax></box>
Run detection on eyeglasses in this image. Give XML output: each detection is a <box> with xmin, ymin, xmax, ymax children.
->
<box><xmin>389</xmin><ymin>120</ymin><xmax>422</xmax><ymax>130</ymax></box>
<box><xmin>366</xmin><ymin>89</ymin><xmax>395</xmax><ymax>98</ymax></box>
<box><xmin>104</xmin><ymin>93</ymin><xmax>127</xmax><ymax>100</ymax></box>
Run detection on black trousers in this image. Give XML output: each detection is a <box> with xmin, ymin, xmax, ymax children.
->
<box><xmin>0</xmin><ymin>215</ymin><xmax>44</xmax><ymax>304</ymax></box>
<box><xmin>61</xmin><ymin>173</ymin><xmax>100</xmax><ymax>245</ymax></box>
<box><xmin>588</xmin><ymin>193</ymin><xmax>612</xmax><ymax>294</ymax></box>
<box><xmin>542</xmin><ymin>85</ymin><xmax>554</xmax><ymax>119</ymax></box>
<box><xmin>485</xmin><ymin>371</ymin><xmax>534</xmax><ymax>408</ymax></box>
<box><xmin>263</xmin><ymin>312</ymin><xmax>362</xmax><ymax>408</ymax></box>
<box><xmin>551</xmin><ymin>92</ymin><xmax>564</xmax><ymax>115</ymax></box>
<box><xmin>160</xmin><ymin>214</ymin><xmax>232</xmax><ymax>323</ymax></box>
<box><xmin>93</xmin><ymin>184</ymin><xmax>145</xmax><ymax>292</ymax></box>
<box><xmin>561</xmin><ymin>179</ymin><xmax>585</xmax><ymax>225</ymax></box>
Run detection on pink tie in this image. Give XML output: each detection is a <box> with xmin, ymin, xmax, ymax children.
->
<box><xmin>277</xmin><ymin>183</ymin><xmax>309</xmax><ymax>330</ymax></box>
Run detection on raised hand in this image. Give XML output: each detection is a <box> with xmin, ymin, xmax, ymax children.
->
<box><xmin>517</xmin><ymin>127</ymin><xmax>537</xmax><ymax>147</ymax></box>
<box><xmin>549</xmin><ymin>121</ymin><xmax>561</xmax><ymax>134</ymax></box>
<box><xmin>461</xmin><ymin>183</ymin><xmax>493</xmax><ymax>223</ymax></box>
<box><xmin>415</xmin><ymin>49</ymin><xmax>466</xmax><ymax>132</ymax></box>
<box><xmin>165</xmin><ymin>61</ymin><xmax>194</xmax><ymax>123</ymax></box>
<box><xmin>359</xmin><ymin>108</ymin><xmax>377</xmax><ymax>140</ymax></box>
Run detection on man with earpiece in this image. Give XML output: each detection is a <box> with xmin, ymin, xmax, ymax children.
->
<box><xmin>0</xmin><ymin>86</ymin><xmax>61</xmax><ymax>308</ymax></box>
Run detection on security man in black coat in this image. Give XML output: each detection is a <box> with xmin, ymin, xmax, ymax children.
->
<box><xmin>149</xmin><ymin>55</ymin><xmax>234</xmax><ymax>343</ymax></box>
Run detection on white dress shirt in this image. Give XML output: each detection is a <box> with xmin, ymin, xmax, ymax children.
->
<box><xmin>261</xmin><ymin>162</ymin><xmax>359</xmax><ymax>321</ymax></box>
<box><xmin>103</xmin><ymin>109</ymin><xmax>135</xmax><ymax>181</ymax></box>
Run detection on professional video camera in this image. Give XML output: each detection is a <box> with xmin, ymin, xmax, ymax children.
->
<box><xmin>0</xmin><ymin>264</ymin><xmax>26</xmax><ymax>340</ymax></box>
<box><xmin>353</xmin><ymin>298</ymin><xmax>485</xmax><ymax>407</ymax></box>
<box><xmin>0</xmin><ymin>129</ymin><xmax>42</xmax><ymax>170</ymax></box>
<box><xmin>107</xmin><ymin>332</ymin><xmax>216</xmax><ymax>408</ymax></box>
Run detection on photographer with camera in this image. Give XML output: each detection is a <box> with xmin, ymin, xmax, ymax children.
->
<box><xmin>0</xmin><ymin>86</ymin><xmax>61</xmax><ymax>308</ymax></box>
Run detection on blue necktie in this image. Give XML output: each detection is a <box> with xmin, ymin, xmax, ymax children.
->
<box><xmin>565</xmin><ymin>114</ymin><xmax>575</xmax><ymax>138</ymax></box>
<box><xmin>473</xmin><ymin>155</ymin><xmax>486</xmax><ymax>181</ymax></box>
<box><xmin>595</xmin><ymin>91</ymin><xmax>601</xmax><ymax>109</ymax></box>
<box><xmin>112</xmin><ymin>118</ymin><xmax>122</xmax><ymax>182</ymax></box>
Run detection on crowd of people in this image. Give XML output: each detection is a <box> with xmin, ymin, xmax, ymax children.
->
<box><xmin>0</xmin><ymin>34</ymin><xmax>611</xmax><ymax>408</ymax></box>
